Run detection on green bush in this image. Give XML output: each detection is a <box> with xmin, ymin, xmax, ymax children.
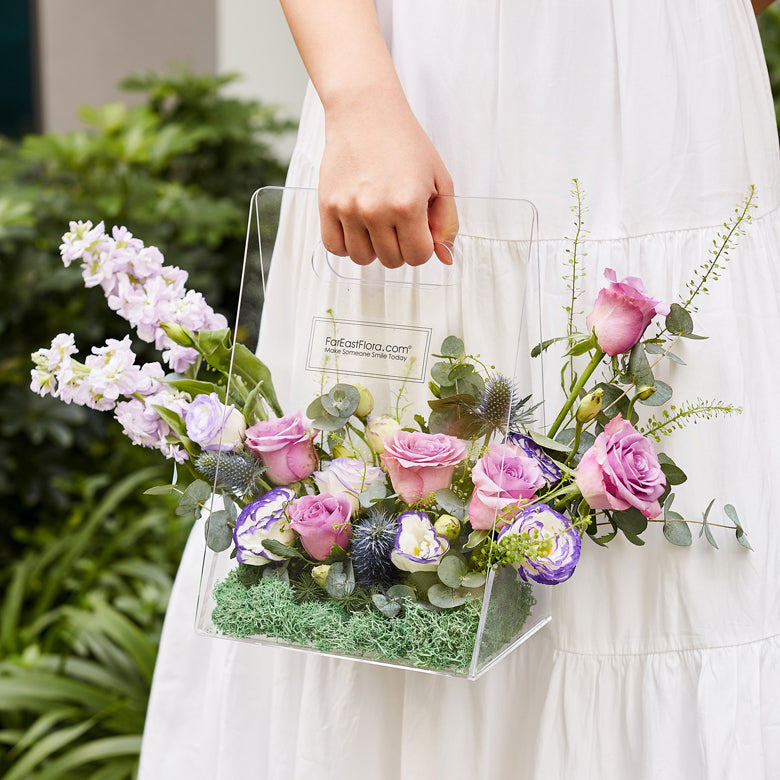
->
<box><xmin>0</xmin><ymin>71</ymin><xmax>294</xmax><ymax>565</ymax></box>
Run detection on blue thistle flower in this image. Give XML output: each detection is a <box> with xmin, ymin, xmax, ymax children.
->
<box><xmin>471</xmin><ymin>374</ymin><xmax>525</xmax><ymax>434</ymax></box>
<box><xmin>196</xmin><ymin>451</ymin><xmax>261</xmax><ymax>495</ymax></box>
<box><xmin>350</xmin><ymin>509</ymin><xmax>399</xmax><ymax>587</ymax></box>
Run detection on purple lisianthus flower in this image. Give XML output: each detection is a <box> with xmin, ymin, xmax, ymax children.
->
<box><xmin>185</xmin><ymin>392</ymin><xmax>246</xmax><ymax>452</ymax></box>
<box><xmin>498</xmin><ymin>504</ymin><xmax>581</xmax><ymax>585</ymax></box>
<box><xmin>234</xmin><ymin>487</ymin><xmax>296</xmax><ymax>565</ymax></box>
<box><xmin>390</xmin><ymin>511</ymin><xmax>450</xmax><ymax>573</ymax></box>
<box><xmin>507</xmin><ymin>433</ymin><xmax>563</xmax><ymax>485</ymax></box>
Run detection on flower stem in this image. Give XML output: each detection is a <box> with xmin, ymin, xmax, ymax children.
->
<box><xmin>548</xmin><ymin>348</ymin><xmax>605</xmax><ymax>439</ymax></box>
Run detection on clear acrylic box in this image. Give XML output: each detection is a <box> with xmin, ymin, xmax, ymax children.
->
<box><xmin>195</xmin><ymin>187</ymin><xmax>551</xmax><ymax>679</ymax></box>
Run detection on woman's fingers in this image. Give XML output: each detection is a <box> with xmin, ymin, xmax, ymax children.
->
<box><xmin>429</xmin><ymin>191</ymin><xmax>459</xmax><ymax>266</ymax></box>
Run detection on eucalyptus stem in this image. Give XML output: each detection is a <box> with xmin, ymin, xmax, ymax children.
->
<box><xmin>548</xmin><ymin>347</ymin><xmax>605</xmax><ymax>438</ymax></box>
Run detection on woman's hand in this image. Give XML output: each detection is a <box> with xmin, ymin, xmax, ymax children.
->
<box><xmin>320</xmin><ymin>90</ymin><xmax>457</xmax><ymax>268</ymax></box>
<box><xmin>280</xmin><ymin>0</ymin><xmax>458</xmax><ymax>268</ymax></box>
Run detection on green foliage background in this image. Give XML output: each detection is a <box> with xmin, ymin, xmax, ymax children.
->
<box><xmin>3</xmin><ymin>11</ymin><xmax>780</xmax><ymax>775</ymax></box>
<box><xmin>0</xmin><ymin>71</ymin><xmax>293</xmax><ymax>778</ymax></box>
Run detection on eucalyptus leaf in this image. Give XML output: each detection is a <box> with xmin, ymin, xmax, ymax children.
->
<box><xmin>204</xmin><ymin>509</ymin><xmax>233</xmax><ymax>552</ymax></box>
<box><xmin>736</xmin><ymin>529</ymin><xmax>753</xmax><ymax>551</ymax></box>
<box><xmin>593</xmin><ymin>383</ymin><xmax>635</xmax><ymax>423</ymax></box>
<box><xmin>322</xmin><ymin>384</ymin><xmax>360</xmax><ymax>418</ymax></box>
<box><xmin>359</xmin><ymin>479</ymin><xmax>388</xmax><ymax>507</ymax></box>
<box><xmin>531</xmin><ymin>334</ymin><xmax>575</xmax><ymax>358</ymax></box>
<box><xmin>449</xmin><ymin>364</ymin><xmax>475</xmax><ymax>382</ymax></box>
<box><xmin>643</xmin><ymin>342</ymin><xmax>665</xmax><ymax>354</ymax></box>
<box><xmin>441</xmin><ymin>335</ymin><xmax>465</xmax><ymax>358</ymax></box>
<box><xmin>372</xmin><ymin>594</ymin><xmax>401</xmax><ymax>618</ymax></box>
<box><xmin>665</xmin><ymin>303</ymin><xmax>694</xmax><ymax>335</ymax></box>
<box><xmin>663</xmin><ymin>519</ymin><xmax>692</xmax><ymax>546</ymax></box>
<box><xmin>461</xmin><ymin>571</ymin><xmax>486</xmax><ymax>589</ymax></box>
<box><xmin>435</xmin><ymin>488</ymin><xmax>466</xmax><ymax>516</ymax></box>
<box><xmin>437</xmin><ymin>555</ymin><xmax>468</xmax><ymax>588</ymax></box>
<box><xmin>724</xmin><ymin>503</ymin><xmax>742</xmax><ymax>531</ymax></box>
<box><xmin>638</xmin><ymin>380</ymin><xmax>673</xmax><ymax>407</ymax></box>
<box><xmin>627</xmin><ymin>344</ymin><xmax>654</xmax><ymax>387</ymax></box>
<box><xmin>262</xmin><ymin>562</ymin><xmax>290</xmax><ymax>582</ymax></box>
<box><xmin>324</xmin><ymin>560</ymin><xmax>355</xmax><ymax>598</ymax></box>
<box><xmin>387</xmin><ymin>584</ymin><xmax>416</xmax><ymax>601</ymax></box>
<box><xmin>306</xmin><ymin>396</ymin><xmax>326</xmax><ymax>420</ymax></box>
<box><xmin>703</xmin><ymin>524</ymin><xmax>719</xmax><ymax>549</ymax></box>
<box><xmin>427</xmin><ymin>583</ymin><xmax>471</xmax><ymax>608</ymax></box>
<box><xmin>176</xmin><ymin>480</ymin><xmax>211</xmax><ymax>518</ymax></box>
<box><xmin>431</xmin><ymin>362</ymin><xmax>453</xmax><ymax>386</ymax></box>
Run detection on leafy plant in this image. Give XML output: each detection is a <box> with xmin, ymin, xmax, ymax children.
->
<box><xmin>0</xmin><ymin>70</ymin><xmax>294</xmax><ymax>567</ymax></box>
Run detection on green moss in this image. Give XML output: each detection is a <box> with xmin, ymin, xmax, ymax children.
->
<box><xmin>212</xmin><ymin>572</ymin><xmax>499</xmax><ymax>673</ymax></box>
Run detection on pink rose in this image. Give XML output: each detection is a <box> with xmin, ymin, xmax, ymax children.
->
<box><xmin>575</xmin><ymin>415</ymin><xmax>666</xmax><ymax>519</ymax></box>
<box><xmin>288</xmin><ymin>493</ymin><xmax>352</xmax><ymax>560</ymax></box>
<box><xmin>380</xmin><ymin>430</ymin><xmax>467</xmax><ymax>504</ymax></box>
<box><xmin>585</xmin><ymin>269</ymin><xmax>670</xmax><ymax>356</ymax></box>
<box><xmin>245</xmin><ymin>412</ymin><xmax>317</xmax><ymax>485</ymax></box>
<box><xmin>468</xmin><ymin>443</ymin><xmax>546</xmax><ymax>530</ymax></box>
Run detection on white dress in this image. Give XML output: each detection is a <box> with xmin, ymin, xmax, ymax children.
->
<box><xmin>139</xmin><ymin>2</ymin><xmax>780</xmax><ymax>778</ymax></box>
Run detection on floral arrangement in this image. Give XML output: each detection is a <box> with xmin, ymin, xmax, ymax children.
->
<box><xmin>31</xmin><ymin>194</ymin><xmax>752</xmax><ymax>673</ymax></box>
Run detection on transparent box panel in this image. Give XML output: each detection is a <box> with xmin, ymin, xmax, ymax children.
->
<box><xmin>196</xmin><ymin>187</ymin><xmax>551</xmax><ymax>679</ymax></box>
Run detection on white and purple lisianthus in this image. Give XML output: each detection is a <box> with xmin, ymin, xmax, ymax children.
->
<box><xmin>233</xmin><ymin>487</ymin><xmax>296</xmax><ymax>565</ymax></box>
<box><xmin>506</xmin><ymin>433</ymin><xmax>562</xmax><ymax>485</ymax></box>
<box><xmin>498</xmin><ymin>504</ymin><xmax>581</xmax><ymax>585</ymax></box>
<box><xmin>390</xmin><ymin>511</ymin><xmax>450</xmax><ymax>573</ymax></box>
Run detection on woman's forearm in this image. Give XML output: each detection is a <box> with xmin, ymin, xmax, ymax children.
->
<box><xmin>279</xmin><ymin>0</ymin><xmax>405</xmax><ymax>115</ymax></box>
<box><xmin>279</xmin><ymin>0</ymin><xmax>457</xmax><ymax>268</ymax></box>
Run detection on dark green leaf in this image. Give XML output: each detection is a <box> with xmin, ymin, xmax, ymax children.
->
<box><xmin>612</xmin><ymin>507</ymin><xmax>648</xmax><ymax>536</ymax></box>
<box><xmin>567</xmin><ymin>338</ymin><xmax>596</xmax><ymax>357</ymax></box>
<box><xmin>660</xmin><ymin>460</ymin><xmax>687</xmax><ymax>485</ymax></box>
<box><xmin>261</xmin><ymin>539</ymin><xmax>306</xmax><ymax>560</ymax></box>
<box><xmin>165</xmin><ymin>379</ymin><xmax>226</xmax><ymax>401</ymax></box>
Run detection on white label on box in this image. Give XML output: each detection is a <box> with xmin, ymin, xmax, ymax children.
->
<box><xmin>306</xmin><ymin>317</ymin><xmax>432</xmax><ymax>383</ymax></box>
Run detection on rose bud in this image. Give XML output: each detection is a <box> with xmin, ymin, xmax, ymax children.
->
<box><xmin>311</xmin><ymin>564</ymin><xmax>331</xmax><ymax>589</ymax></box>
<box><xmin>636</xmin><ymin>385</ymin><xmax>656</xmax><ymax>400</ymax></box>
<box><xmin>365</xmin><ymin>414</ymin><xmax>401</xmax><ymax>454</ymax></box>
<box><xmin>354</xmin><ymin>384</ymin><xmax>374</xmax><ymax>418</ymax></box>
<box><xmin>576</xmin><ymin>388</ymin><xmax>603</xmax><ymax>424</ymax></box>
<box><xmin>434</xmin><ymin>514</ymin><xmax>461</xmax><ymax>541</ymax></box>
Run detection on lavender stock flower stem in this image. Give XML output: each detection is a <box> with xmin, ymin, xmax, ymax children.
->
<box><xmin>548</xmin><ymin>348</ymin><xmax>605</xmax><ymax>439</ymax></box>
